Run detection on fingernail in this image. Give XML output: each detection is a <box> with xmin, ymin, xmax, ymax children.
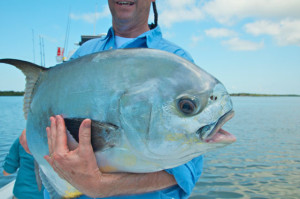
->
<box><xmin>84</xmin><ymin>120</ymin><xmax>91</xmax><ymax>128</ymax></box>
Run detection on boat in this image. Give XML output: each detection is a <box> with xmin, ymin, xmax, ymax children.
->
<box><xmin>0</xmin><ymin>180</ymin><xmax>15</xmax><ymax>199</ymax></box>
<box><xmin>56</xmin><ymin>33</ymin><xmax>106</xmax><ymax>63</ymax></box>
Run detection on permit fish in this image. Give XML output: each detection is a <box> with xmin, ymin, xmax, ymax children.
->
<box><xmin>0</xmin><ymin>48</ymin><xmax>236</xmax><ymax>198</ymax></box>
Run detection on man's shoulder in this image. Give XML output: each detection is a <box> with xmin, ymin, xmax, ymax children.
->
<box><xmin>71</xmin><ymin>37</ymin><xmax>106</xmax><ymax>59</ymax></box>
<box><xmin>154</xmin><ymin>37</ymin><xmax>194</xmax><ymax>63</ymax></box>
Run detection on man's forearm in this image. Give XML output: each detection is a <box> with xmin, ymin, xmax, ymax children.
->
<box><xmin>86</xmin><ymin>170</ymin><xmax>177</xmax><ymax>198</ymax></box>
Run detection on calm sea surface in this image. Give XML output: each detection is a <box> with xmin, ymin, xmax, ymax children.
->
<box><xmin>0</xmin><ymin>96</ymin><xmax>300</xmax><ymax>198</ymax></box>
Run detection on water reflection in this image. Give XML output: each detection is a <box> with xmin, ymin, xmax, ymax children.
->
<box><xmin>0</xmin><ymin>97</ymin><xmax>300</xmax><ymax>198</ymax></box>
<box><xmin>191</xmin><ymin>97</ymin><xmax>300</xmax><ymax>198</ymax></box>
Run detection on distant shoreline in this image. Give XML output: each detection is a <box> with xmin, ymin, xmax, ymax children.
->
<box><xmin>230</xmin><ymin>93</ymin><xmax>300</xmax><ymax>97</ymax></box>
<box><xmin>0</xmin><ymin>91</ymin><xmax>24</xmax><ymax>96</ymax></box>
<box><xmin>0</xmin><ymin>91</ymin><xmax>299</xmax><ymax>97</ymax></box>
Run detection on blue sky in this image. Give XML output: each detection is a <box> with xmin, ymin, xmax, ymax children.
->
<box><xmin>0</xmin><ymin>0</ymin><xmax>300</xmax><ymax>94</ymax></box>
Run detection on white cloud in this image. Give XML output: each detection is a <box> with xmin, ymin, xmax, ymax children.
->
<box><xmin>157</xmin><ymin>0</ymin><xmax>300</xmax><ymax>26</ymax></box>
<box><xmin>70</xmin><ymin>6</ymin><xmax>110</xmax><ymax>24</ymax></box>
<box><xmin>245</xmin><ymin>19</ymin><xmax>300</xmax><ymax>46</ymax></box>
<box><xmin>245</xmin><ymin>21</ymin><xmax>280</xmax><ymax>35</ymax></box>
<box><xmin>201</xmin><ymin>0</ymin><xmax>300</xmax><ymax>47</ymax></box>
<box><xmin>222</xmin><ymin>37</ymin><xmax>264</xmax><ymax>51</ymax></box>
<box><xmin>158</xmin><ymin>0</ymin><xmax>204</xmax><ymax>27</ymax></box>
<box><xmin>203</xmin><ymin>0</ymin><xmax>300</xmax><ymax>25</ymax></box>
<box><xmin>205</xmin><ymin>28</ymin><xmax>237</xmax><ymax>38</ymax></box>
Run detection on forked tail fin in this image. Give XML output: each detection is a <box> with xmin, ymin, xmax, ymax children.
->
<box><xmin>0</xmin><ymin>59</ymin><xmax>47</xmax><ymax>119</ymax></box>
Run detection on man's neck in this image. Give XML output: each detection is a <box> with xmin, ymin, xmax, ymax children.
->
<box><xmin>113</xmin><ymin>23</ymin><xmax>150</xmax><ymax>38</ymax></box>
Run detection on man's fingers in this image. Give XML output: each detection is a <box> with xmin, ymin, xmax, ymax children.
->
<box><xmin>78</xmin><ymin>119</ymin><xmax>93</xmax><ymax>154</ymax></box>
<box><xmin>55</xmin><ymin>115</ymin><xmax>69</xmax><ymax>153</ymax></box>
<box><xmin>50</xmin><ymin>116</ymin><xmax>57</xmax><ymax>150</ymax></box>
<box><xmin>46</xmin><ymin>127</ymin><xmax>52</xmax><ymax>155</ymax></box>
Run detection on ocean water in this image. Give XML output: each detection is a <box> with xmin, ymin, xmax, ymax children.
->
<box><xmin>0</xmin><ymin>97</ymin><xmax>25</xmax><ymax>187</ymax></box>
<box><xmin>0</xmin><ymin>96</ymin><xmax>300</xmax><ymax>198</ymax></box>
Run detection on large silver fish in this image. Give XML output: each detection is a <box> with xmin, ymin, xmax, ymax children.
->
<box><xmin>0</xmin><ymin>48</ymin><xmax>236</xmax><ymax>198</ymax></box>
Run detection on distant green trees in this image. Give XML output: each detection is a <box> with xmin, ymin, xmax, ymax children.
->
<box><xmin>230</xmin><ymin>93</ymin><xmax>300</xmax><ymax>97</ymax></box>
<box><xmin>0</xmin><ymin>91</ymin><xmax>24</xmax><ymax>96</ymax></box>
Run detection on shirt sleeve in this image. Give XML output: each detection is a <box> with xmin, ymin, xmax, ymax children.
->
<box><xmin>70</xmin><ymin>37</ymin><xmax>107</xmax><ymax>60</ymax></box>
<box><xmin>154</xmin><ymin>38</ymin><xmax>195</xmax><ymax>64</ymax></box>
<box><xmin>165</xmin><ymin>155</ymin><xmax>203</xmax><ymax>197</ymax></box>
<box><xmin>70</xmin><ymin>40</ymin><xmax>96</xmax><ymax>59</ymax></box>
<box><xmin>173</xmin><ymin>48</ymin><xmax>195</xmax><ymax>63</ymax></box>
<box><xmin>3</xmin><ymin>138</ymin><xmax>21</xmax><ymax>174</ymax></box>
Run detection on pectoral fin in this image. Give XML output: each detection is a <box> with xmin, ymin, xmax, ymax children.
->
<box><xmin>64</xmin><ymin>118</ymin><xmax>119</xmax><ymax>152</ymax></box>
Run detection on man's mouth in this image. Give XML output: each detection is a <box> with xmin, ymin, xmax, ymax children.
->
<box><xmin>116</xmin><ymin>1</ymin><xmax>135</xmax><ymax>6</ymax></box>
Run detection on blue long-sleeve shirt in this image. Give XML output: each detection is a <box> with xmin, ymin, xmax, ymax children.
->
<box><xmin>3</xmin><ymin>138</ymin><xmax>44</xmax><ymax>199</ymax></box>
<box><xmin>71</xmin><ymin>26</ymin><xmax>194</xmax><ymax>63</ymax></box>
<box><xmin>45</xmin><ymin>26</ymin><xmax>203</xmax><ymax>199</ymax></box>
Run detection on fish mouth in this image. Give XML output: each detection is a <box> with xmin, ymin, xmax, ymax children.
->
<box><xmin>116</xmin><ymin>1</ymin><xmax>135</xmax><ymax>6</ymax></box>
<box><xmin>196</xmin><ymin>110</ymin><xmax>236</xmax><ymax>143</ymax></box>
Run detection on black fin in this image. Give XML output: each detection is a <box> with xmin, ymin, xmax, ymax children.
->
<box><xmin>64</xmin><ymin>118</ymin><xmax>119</xmax><ymax>152</ymax></box>
<box><xmin>0</xmin><ymin>59</ymin><xmax>47</xmax><ymax>119</ymax></box>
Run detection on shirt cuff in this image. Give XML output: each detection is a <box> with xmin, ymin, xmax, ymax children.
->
<box><xmin>3</xmin><ymin>163</ymin><xmax>18</xmax><ymax>174</ymax></box>
<box><xmin>165</xmin><ymin>155</ymin><xmax>203</xmax><ymax>196</ymax></box>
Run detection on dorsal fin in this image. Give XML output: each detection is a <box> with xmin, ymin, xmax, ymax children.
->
<box><xmin>0</xmin><ymin>59</ymin><xmax>47</xmax><ymax>119</ymax></box>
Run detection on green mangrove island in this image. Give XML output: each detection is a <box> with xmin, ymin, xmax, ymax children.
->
<box><xmin>230</xmin><ymin>93</ymin><xmax>300</xmax><ymax>97</ymax></box>
<box><xmin>0</xmin><ymin>91</ymin><xmax>24</xmax><ymax>96</ymax></box>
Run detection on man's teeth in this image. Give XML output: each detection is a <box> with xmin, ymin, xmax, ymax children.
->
<box><xmin>117</xmin><ymin>2</ymin><xmax>134</xmax><ymax>5</ymax></box>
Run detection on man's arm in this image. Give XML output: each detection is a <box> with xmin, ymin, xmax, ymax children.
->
<box><xmin>44</xmin><ymin>115</ymin><xmax>177</xmax><ymax>198</ymax></box>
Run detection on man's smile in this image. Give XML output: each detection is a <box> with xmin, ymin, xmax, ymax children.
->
<box><xmin>116</xmin><ymin>1</ymin><xmax>135</xmax><ymax>6</ymax></box>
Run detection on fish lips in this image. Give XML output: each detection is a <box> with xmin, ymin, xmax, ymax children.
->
<box><xmin>196</xmin><ymin>110</ymin><xmax>236</xmax><ymax>143</ymax></box>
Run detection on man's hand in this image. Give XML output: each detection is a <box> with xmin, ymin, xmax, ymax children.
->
<box><xmin>44</xmin><ymin>115</ymin><xmax>177</xmax><ymax>198</ymax></box>
<box><xmin>44</xmin><ymin>115</ymin><xmax>102</xmax><ymax>196</ymax></box>
<box><xmin>3</xmin><ymin>170</ymin><xmax>11</xmax><ymax>176</ymax></box>
<box><xmin>19</xmin><ymin>129</ymin><xmax>31</xmax><ymax>154</ymax></box>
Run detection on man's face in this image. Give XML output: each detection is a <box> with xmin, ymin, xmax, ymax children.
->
<box><xmin>108</xmin><ymin>0</ymin><xmax>154</xmax><ymax>27</ymax></box>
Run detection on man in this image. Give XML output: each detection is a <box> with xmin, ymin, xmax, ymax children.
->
<box><xmin>43</xmin><ymin>0</ymin><xmax>203</xmax><ymax>198</ymax></box>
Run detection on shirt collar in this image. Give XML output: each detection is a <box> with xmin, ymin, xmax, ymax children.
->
<box><xmin>104</xmin><ymin>26</ymin><xmax>163</xmax><ymax>49</ymax></box>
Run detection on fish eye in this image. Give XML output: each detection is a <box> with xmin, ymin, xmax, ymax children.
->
<box><xmin>177</xmin><ymin>98</ymin><xmax>197</xmax><ymax>115</ymax></box>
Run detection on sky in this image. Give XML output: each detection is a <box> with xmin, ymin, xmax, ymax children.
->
<box><xmin>0</xmin><ymin>0</ymin><xmax>300</xmax><ymax>95</ymax></box>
